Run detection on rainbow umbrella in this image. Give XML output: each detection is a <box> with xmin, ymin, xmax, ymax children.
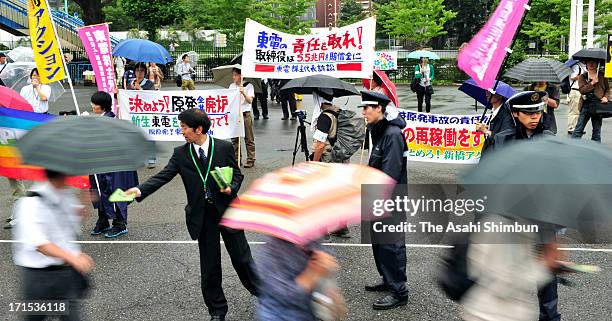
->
<box><xmin>220</xmin><ymin>162</ymin><xmax>396</xmax><ymax>245</ymax></box>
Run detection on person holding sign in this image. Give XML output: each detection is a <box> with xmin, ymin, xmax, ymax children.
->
<box><xmin>229</xmin><ymin>67</ymin><xmax>256</xmax><ymax>168</ymax></box>
<box><xmin>125</xmin><ymin>109</ymin><xmax>258</xmax><ymax>321</ymax></box>
<box><xmin>19</xmin><ymin>68</ymin><xmax>51</xmax><ymax>114</ymax></box>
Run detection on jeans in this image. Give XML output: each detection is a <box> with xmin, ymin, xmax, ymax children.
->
<box><xmin>416</xmin><ymin>86</ymin><xmax>432</xmax><ymax>113</ymax></box>
<box><xmin>572</xmin><ymin>101</ymin><xmax>602</xmax><ymax>142</ymax></box>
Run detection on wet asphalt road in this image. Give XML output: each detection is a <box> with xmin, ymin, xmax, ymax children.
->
<box><xmin>1</xmin><ymin>83</ymin><xmax>611</xmax><ymax>320</ymax></box>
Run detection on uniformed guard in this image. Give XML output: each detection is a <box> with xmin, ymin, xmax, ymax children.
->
<box><xmin>358</xmin><ymin>90</ymin><xmax>409</xmax><ymax>310</ymax></box>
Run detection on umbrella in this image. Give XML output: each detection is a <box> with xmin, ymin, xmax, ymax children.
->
<box><xmin>211</xmin><ymin>64</ymin><xmax>262</xmax><ymax>93</ymax></box>
<box><xmin>7</xmin><ymin>47</ymin><xmax>34</xmax><ymax>62</ymax></box>
<box><xmin>220</xmin><ymin>162</ymin><xmax>396</xmax><ymax>245</ymax></box>
<box><xmin>503</xmin><ymin>58</ymin><xmax>572</xmax><ymax>83</ymax></box>
<box><xmin>16</xmin><ymin>116</ymin><xmax>156</xmax><ymax>176</ymax></box>
<box><xmin>461</xmin><ymin>136</ymin><xmax>612</xmax><ymax>236</ymax></box>
<box><xmin>362</xmin><ymin>70</ymin><xmax>399</xmax><ymax>108</ymax></box>
<box><xmin>0</xmin><ymin>86</ymin><xmax>33</xmax><ymax>112</ymax></box>
<box><xmin>0</xmin><ymin>62</ymin><xmax>65</xmax><ymax>102</ymax></box>
<box><xmin>181</xmin><ymin>51</ymin><xmax>199</xmax><ymax>66</ymax></box>
<box><xmin>280</xmin><ymin>74</ymin><xmax>360</xmax><ymax>97</ymax></box>
<box><xmin>112</xmin><ymin>39</ymin><xmax>173</xmax><ymax>65</ymax></box>
<box><xmin>458</xmin><ymin>78</ymin><xmax>515</xmax><ymax>108</ymax></box>
<box><xmin>230</xmin><ymin>52</ymin><xmax>242</xmax><ymax>65</ymax></box>
<box><xmin>564</xmin><ymin>58</ymin><xmax>580</xmax><ymax>68</ymax></box>
<box><xmin>407</xmin><ymin>50</ymin><xmax>440</xmax><ymax>60</ymax></box>
<box><xmin>572</xmin><ymin>48</ymin><xmax>607</xmax><ymax>62</ymax></box>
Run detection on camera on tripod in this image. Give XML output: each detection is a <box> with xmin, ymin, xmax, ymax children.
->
<box><xmin>292</xmin><ymin>110</ymin><xmax>308</xmax><ymax>123</ymax></box>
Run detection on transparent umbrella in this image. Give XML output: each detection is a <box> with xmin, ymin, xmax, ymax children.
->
<box><xmin>7</xmin><ymin>47</ymin><xmax>34</xmax><ymax>62</ymax></box>
<box><xmin>0</xmin><ymin>62</ymin><xmax>65</xmax><ymax>102</ymax></box>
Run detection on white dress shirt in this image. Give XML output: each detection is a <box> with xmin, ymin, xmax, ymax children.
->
<box><xmin>20</xmin><ymin>84</ymin><xmax>51</xmax><ymax>113</ymax></box>
<box><xmin>193</xmin><ymin>136</ymin><xmax>211</xmax><ymax>159</ymax></box>
<box><xmin>229</xmin><ymin>82</ymin><xmax>254</xmax><ymax>113</ymax></box>
<box><xmin>12</xmin><ymin>182</ymin><xmax>83</xmax><ymax>268</ymax></box>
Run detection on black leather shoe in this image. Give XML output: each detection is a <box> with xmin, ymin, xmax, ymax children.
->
<box><xmin>372</xmin><ymin>294</ymin><xmax>408</xmax><ymax>310</ymax></box>
<box><xmin>254</xmin><ymin>115</ymin><xmax>260</xmax><ymax>120</ymax></box>
<box><xmin>365</xmin><ymin>282</ymin><xmax>388</xmax><ymax>292</ymax></box>
<box><xmin>263</xmin><ymin>115</ymin><xmax>269</xmax><ymax>119</ymax></box>
<box><xmin>281</xmin><ymin>117</ymin><xmax>288</xmax><ymax>120</ymax></box>
<box><xmin>210</xmin><ymin>316</ymin><xmax>225</xmax><ymax>321</ymax></box>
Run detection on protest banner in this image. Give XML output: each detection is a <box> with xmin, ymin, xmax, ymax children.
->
<box><xmin>457</xmin><ymin>0</ymin><xmax>529</xmax><ymax>90</ymax></box>
<box><xmin>27</xmin><ymin>0</ymin><xmax>66</xmax><ymax>83</ymax></box>
<box><xmin>242</xmin><ymin>17</ymin><xmax>376</xmax><ymax>79</ymax></box>
<box><xmin>118</xmin><ymin>89</ymin><xmax>244</xmax><ymax>141</ymax></box>
<box><xmin>78</xmin><ymin>24</ymin><xmax>117</xmax><ymax>111</ymax></box>
<box><xmin>374</xmin><ymin>51</ymin><xmax>398</xmax><ymax>71</ymax></box>
<box><xmin>398</xmin><ymin>110</ymin><xmax>488</xmax><ymax>164</ymax></box>
<box><xmin>605</xmin><ymin>34</ymin><xmax>612</xmax><ymax>79</ymax></box>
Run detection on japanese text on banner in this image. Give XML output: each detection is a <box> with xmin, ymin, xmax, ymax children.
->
<box><xmin>77</xmin><ymin>24</ymin><xmax>116</xmax><ymax>110</ymax></box>
<box><xmin>398</xmin><ymin>110</ymin><xmax>488</xmax><ymax>164</ymax></box>
<box><xmin>27</xmin><ymin>0</ymin><xmax>66</xmax><ymax>83</ymax></box>
<box><xmin>118</xmin><ymin>89</ymin><xmax>244</xmax><ymax>141</ymax></box>
<box><xmin>457</xmin><ymin>0</ymin><xmax>529</xmax><ymax>89</ymax></box>
<box><xmin>241</xmin><ymin>17</ymin><xmax>376</xmax><ymax>79</ymax></box>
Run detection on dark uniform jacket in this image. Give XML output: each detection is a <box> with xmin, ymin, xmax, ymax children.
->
<box><xmin>481</xmin><ymin>104</ymin><xmax>516</xmax><ymax>158</ymax></box>
<box><xmin>368</xmin><ymin>117</ymin><xmax>408</xmax><ymax>184</ymax></box>
<box><xmin>490</xmin><ymin>123</ymin><xmax>554</xmax><ymax>151</ymax></box>
<box><xmin>525</xmin><ymin>83</ymin><xmax>560</xmax><ymax>134</ymax></box>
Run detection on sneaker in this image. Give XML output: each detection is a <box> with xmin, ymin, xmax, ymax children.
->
<box><xmin>91</xmin><ymin>223</ymin><xmax>111</xmax><ymax>235</ymax></box>
<box><xmin>104</xmin><ymin>226</ymin><xmax>128</xmax><ymax>238</ymax></box>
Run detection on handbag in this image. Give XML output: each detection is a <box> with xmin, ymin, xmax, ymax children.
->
<box><xmin>590</xmin><ymin>100</ymin><xmax>612</xmax><ymax>118</ymax></box>
<box><xmin>426</xmin><ymin>85</ymin><xmax>434</xmax><ymax>95</ymax></box>
<box><xmin>410</xmin><ymin>77</ymin><xmax>420</xmax><ymax>93</ymax></box>
<box><xmin>175</xmin><ymin>74</ymin><xmax>182</xmax><ymax>87</ymax></box>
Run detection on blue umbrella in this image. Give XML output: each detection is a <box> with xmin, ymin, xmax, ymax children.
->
<box><xmin>112</xmin><ymin>39</ymin><xmax>173</xmax><ymax>64</ymax></box>
<box><xmin>565</xmin><ymin>58</ymin><xmax>579</xmax><ymax>68</ymax></box>
<box><xmin>458</xmin><ymin>78</ymin><xmax>516</xmax><ymax>107</ymax></box>
<box><xmin>406</xmin><ymin>50</ymin><xmax>440</xmax><ymax>60</ymax></box>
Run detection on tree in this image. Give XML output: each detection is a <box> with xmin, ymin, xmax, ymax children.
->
<box><xmin>378</xmin><ymin>0</ymin><xmax>457</xmax><ymax>47</ymax></box>
<box><xmin>338</xmin><ymin>0</ymin><xmax>368</xmax><ymax>27</ymax></box>
<box><xmin>103</xmin><ymin>0</ymin><xmax>138</xmax><ymax>31</ymax></box>
<box><xmin>251</xmin><ymin>0</ymin><xmax>316</xmax><ymax>34</ymax></box>
<box><xmin>595</xmin><ymin>0</ymin><xmax>612</xmax><ymax>47</ymax></box>
<box><xmin>519</xmin><ymin>0</ymin><xmax>570</xmax><ymax>53</ymax></box>
<box><xmin>182</xmin><ymin>0</ymin><xmax>253</xmax><ymax>45</ymax></box>
<box><xmin>121</xmin><ymin>0</ymin><xmax>184</xmax><ymax>41</ymax></box>
<box><xmin>441</xmin><ymin>0</ymin><xmax>491</xmax><ymax>46</ymax></box>
<box><xmin>72</xmin><ymin>0</ymin><xmax>113</xmax><ymax>25</ymax></box>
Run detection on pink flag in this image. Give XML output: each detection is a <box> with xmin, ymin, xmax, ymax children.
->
<box><xmin>457</xmin><ymin>0</ymin><xmax>529</xmax><ymax>90</ymax></box>
<box><xmin>77</xmin><ymin>24</ymin><xmax>117</xmax><ymax>111</ymax></box>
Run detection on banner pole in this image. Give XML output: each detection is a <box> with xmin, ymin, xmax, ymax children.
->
<box><xmin>478</xmin><ymin>0</ymin><xmax>531</xmax><ymax>125</ymax></box>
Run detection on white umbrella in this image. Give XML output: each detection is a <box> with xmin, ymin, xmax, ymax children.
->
<box><xmin>7</xmin><ymin>47</ymin><xmax>34</xmax><ymax>62</ymax></box>
<box><xmin>0</xmin><ymin>62</ymin><xmax>65</xmax><ymax>102</ymax></box>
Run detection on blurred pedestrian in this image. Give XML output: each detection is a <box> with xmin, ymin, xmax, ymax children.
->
<box><xmin>124</xmin><ymin>109</ymin><xmax>258</xmax><ymax>321</ymax></box>
<box><xmin>566</xmin><ymin>62</ymin><xmax>585</xmax><ymax>134</ymax></box>
<box><xmin>359</xmin><ymin>91</ymin><xmax>409</xmax><ymax>310</ymax></box>
<box><xmin>230</xmin><ymin>67</ymin><xmax>256</xmax><ymax>168</ymax></box>
<box><xmin>252</xmin><ymin>79</ymin><xmax>269</xmax><ymax>120</ymax></box>
<box><xmin>177</xmin><ymin>54</ymin><xmax>195</xmax><ymax>91</ymax></box>
<box><xmin>572</xmin><ymin>59</ymin><xmax>610</xmax><ymax>142</ymax></box>
<box><xmin>148</xmin><ymin>62</ymin><xmax>164</xmax><ymax>90</ymax></box>
<box><xmin>114</xmin><ymin>56</ymin><xmax>125</xmax><ymax>83</ymax></box>
<box><xmin>414</xmin><ymin>57</ymin><xmax>434</xmax><ymax>113</ymax></box>
<box><xmin>13</xmin><ymin>169</ymin><xmax>94</xmax><ymax>321</ymax></box>
<box><xmin>279</xmin><ymin>79</ymin><xmax>297</xmax><ymax>120</ymax></box>
<box><xmin>122</xmin><ymin>60</ymin><xmax>136</xmax><ymax>90</ymax></box>
<box><xmin>256</xmin><ymin>236</ymin><xmax>346</xmax><ymax>321</ymax></box>
<box><xmin>19</xmin><ymin>68</ymin><xmax>51</xmax><ymax>114</ymax></box>
<box><xmin>4</xmin><ymin>178</ymin><xmax>25</xmax><ymax>229</ymax></box>
<box><xmin>524</xmin><ymin>82</ymin><xmax>560</xmax><ymax>134</ymax></box>
<box><xmin>88</xmin><ymin>92</ymin><xmax>139</xmax><ymax>238</ymax></box>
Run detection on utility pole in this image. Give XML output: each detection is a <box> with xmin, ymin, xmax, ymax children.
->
<box><xmin>586</xmin><ymin>0</ymin><xmax>595</xmax><ymax>48</ymax></box>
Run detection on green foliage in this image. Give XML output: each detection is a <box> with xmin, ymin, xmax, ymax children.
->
<box><xmin>182</xmin><ymin>0</ymin><xmax>252</xmax><ymax>45</ymax></box>
<box><xmin>595</xmin><ymin>0</ymin><xmax>612</xmax><ymax>47</ymax></box>
<box><xmin>520</xmin><ymin>0</ymin><xmax>570</xmax><ymax>53</ymax></box>
<box><xmin>250</xmin><ymin>0</ymin><xmax>316</xmax><ymax>34</ymax></box>
<box><xmin>338</xmin><ymin>0</ymin><xmax>368</xmax><ymax>27</ymax></box>
<box><xmin>377</xmin><ymin>0</ymin><xmax>457</xmax><ymax>47</ymax></box>
<box><xmin>121</xmin><ymin>0</ymin><xmax>184</xmax><ymax>41</ymax></box>
<box><xmin>103</xmin><ymin>0</ymin><xmax>136</xmax><ymax>31</ymax></box>
<box><xmin>442</xmin><ymin>0</ymin><xmax>492</xmax><ymax>45</ymax></box>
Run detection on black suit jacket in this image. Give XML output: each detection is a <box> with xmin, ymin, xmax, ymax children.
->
<box><xmin>137</xmin><ymin>138</ymin><xmax>243</xmax><ymax>240</ymax></box>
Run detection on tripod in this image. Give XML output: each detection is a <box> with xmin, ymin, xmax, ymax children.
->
<box><xmin>292</xmin><ymin>117</ymin><xmax>311</xmax><ymax>165</ymax></box>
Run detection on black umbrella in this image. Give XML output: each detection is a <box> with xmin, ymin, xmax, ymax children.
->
<box><xmin>461</xmin><ymin>137</ymin><xmax>612</xmax><ymax>239</ymax></box>
<box><xmin>230</xmin><ymin>52</ymin><xmax>242</xmax><ymax>65</ymax></box>
<box><xmin>280</xmin><ymin>74</ymin><xmax>360</xmax><ymax>97</ymax></box>
<box><xmin>16</xmin><ymin>116</ymin><xmax>156</xmax><ymax>176</ymax></box>
<box><xmin>572</xmin><ymin>48</ymin><xmax>607</xmax><ymax>62</ymax></box>
<box><xmin>503</xmin><ymin>58</ymin><xmax>572</xmax><ymax>83</ymax></box>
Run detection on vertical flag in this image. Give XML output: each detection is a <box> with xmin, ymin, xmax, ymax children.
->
<box><xmin>27</xmin><ymin>0</ymin><xmax>67</xmax><ymax>83</ymax></box>
<box><xmin>78</xmin><ymin>24</ymin><xmax>117</xmax><ymax>110</ymax></box>
<box><xmin>457</xmin><ymin>0</ymin><xmax>530</xmax><ymax>90</ymax></box>
<box><xmin>605</xmin><ymin>34</ymin><xmax>612</xmax><ymax>79</ymax></box>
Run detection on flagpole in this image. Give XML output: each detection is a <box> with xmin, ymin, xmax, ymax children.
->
<box><xmin>479</xmin><ymin>1</ymin><xmax>531</xmax><ymax>125</ymax></box>
<box><xmin>43</xmin><ymin>0</ymin><xmax>81</xmax><ymax>115</ymax></box>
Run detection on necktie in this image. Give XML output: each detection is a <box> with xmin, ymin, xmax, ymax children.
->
<box><xmin>199</xmin><ymin>147</ymin><xmax>212</xmax><ymax>200</ymax></box>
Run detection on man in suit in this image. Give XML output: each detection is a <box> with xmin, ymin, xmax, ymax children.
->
<box><xmin>126</xmin><ymin>109</ymin><xmax>258</xmax><ymax>321</ymax></box>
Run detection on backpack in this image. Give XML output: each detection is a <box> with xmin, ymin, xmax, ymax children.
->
<box><xmin>321</xmin><ymin>109</ymin><xmax>366</xmax><ymax>162</ymax></box>
<box><xmin>437</xmin><ymin>242</ymin><xmax>475</xmax><ymax>302</ymax></box>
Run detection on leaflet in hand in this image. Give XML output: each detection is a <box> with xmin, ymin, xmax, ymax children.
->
<box><xmin>211</xmin><ymin>166</ymin><xmax>233</xmax><ymax>189</ymax></box>
<box><xmin>109</xmin><ymin>188</ymin><xmax>136</xmax><ymax>202</ymax></box>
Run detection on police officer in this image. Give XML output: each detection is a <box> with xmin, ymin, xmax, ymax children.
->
<box><xmin>483</xmin><ymin>90</ymin><xmax>560</xmax><ymax>321</ymax></box>
<box><xmin>358</xmin><ymin>91</ymin><xmax>409</xmax><ymax>310</ymax></box>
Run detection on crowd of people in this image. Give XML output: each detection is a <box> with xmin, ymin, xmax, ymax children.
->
<box><xmin>2</xmin><ymin>48</ymin><xmax>610</xmax><ymax>321</ymax></box>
